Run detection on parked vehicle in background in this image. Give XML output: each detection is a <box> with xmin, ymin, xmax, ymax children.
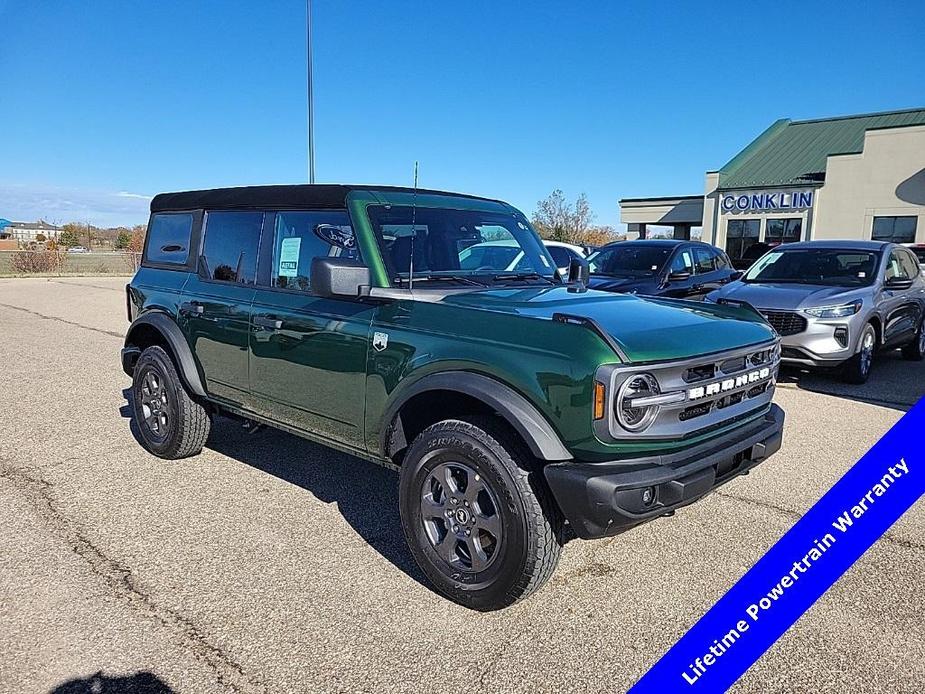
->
<box><xmin>67</xmin><ymin>246</ymin><xmax>89</xmax><ymax>253</ymax></box>
<box><xmin>121</xmin><ymin>184</ymin><xmax>784</xmax><ymax>610</ymax></box>
<box><xmin>542</xmin><ymin>241</ymin><xmax>586</xmax><ymax>275</ymax></box>
<box><xmin>731</xmin><ymin>241</ymin><xmax>772</xmax><ymax>270</ymax></box>
<box><xmin>705</xmin><ymin>240</ymin><xmax>925</xmax><ymax>384</ymax></box>
<box><xmin>459</xmin><ymin>239</ymin><xmax>585</xmax><ymax>276</ymax></box>
<box><xmin>587</xmin><ymin>239</ymin><xmax>739</xmax><ymax>300</ymax></box>
<box><xmin>902</xmin><ymin>243</ymin><xmax>925</xmax><ymax>273</ymax></box>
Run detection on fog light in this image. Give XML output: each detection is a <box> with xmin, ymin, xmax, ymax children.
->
<box><xmin>834</xmin><ymin>326</ymin><xmax>848</xmax><ymax>348</ymax></box>
<box><xmin>642</xmin><ymin>486</ymin><xmax>656</xmax><ymax>506</ymax></box>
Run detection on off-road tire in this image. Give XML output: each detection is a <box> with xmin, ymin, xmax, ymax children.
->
<box><xmin>131</xmin><ymin>345</ymin><xmax>211</xmax><ymax>459</ymax></box>
<box><xmin>398</xmin><ymin>417</ymin><xmax>563</xmax><ymax>611</ymax></box>
<box><xmin>842</xmin><ymin>323</ymin><xmax>877</xmax><ymax>384</ymax></box>
<box><xmin>901</xmin><ymin>317</ymin><xmax>925</xmax><ymax>361</ymax></box>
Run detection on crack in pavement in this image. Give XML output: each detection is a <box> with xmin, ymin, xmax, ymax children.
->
<box><xmin>714</xmin><ymin>489</ymin><xmax>924</xmax><ymax>551</ymax></box>
<box><xmin>0</xmin><ymin>302</ymin><xmax>125</xmax><ymax>339</ymax></box>
<box><xmin>0</xmin><ymin>461</ymin><xmax>267</xmax><ymax>694</ymax></box>
<box><xmin>46</xmin><ymin>279</ymin><xmax>129</xmax><ymax>293</ymax></box>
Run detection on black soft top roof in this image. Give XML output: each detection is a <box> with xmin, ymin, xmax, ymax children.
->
<box><xmin>150</xmin><ymin>184</ymin><xmax>500</xmax><ymax>213</ymax></box>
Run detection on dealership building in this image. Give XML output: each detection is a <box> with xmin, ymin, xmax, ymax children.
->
<box><xmin>619</xmin><ymin>108</ymin><xmax>925</xmax><ymax>263</ymax></box>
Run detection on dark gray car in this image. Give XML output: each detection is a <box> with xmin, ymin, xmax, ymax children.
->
<box><xmin>705</xmin><ymin>240</ymin><xmax>925</xmax><ymax>383</ymax></box>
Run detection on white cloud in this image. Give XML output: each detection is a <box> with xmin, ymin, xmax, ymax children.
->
<box><xmin>0</xmin><ymin>183</ymin><xmax>151</xmax><ymax>227</ymax></box>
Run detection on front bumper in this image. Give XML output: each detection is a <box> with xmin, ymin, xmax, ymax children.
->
<box><xmin>777</xmin><ymin>312</ymin><xmax>866</xmax><ymax>367</ymax></box>
<box><xmin>544</xmin><ymin>404</ymin><xmax>784</xmax><ymax>539</ymax></box>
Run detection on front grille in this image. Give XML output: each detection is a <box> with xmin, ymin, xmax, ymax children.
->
<box><xmin>598</xmin><ymin>340</ymin><xmax>780</xmax><ymax>441</ymax></box>
<box><xmin>759</xmin><ymin>310</ymin><xmax>807</xmax><ymax>336</ymax></box>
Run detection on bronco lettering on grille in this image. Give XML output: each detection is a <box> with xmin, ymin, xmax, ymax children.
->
<box><xmin>687</xmin><ymin>367</ymin><xmax>771</xmax><ymax>401</ymax></box>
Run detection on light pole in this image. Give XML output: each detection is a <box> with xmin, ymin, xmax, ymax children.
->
<box><xmin>306</xmin><ymin>0</ymin><xmax>315</xmax><ymax>183</ymax></box>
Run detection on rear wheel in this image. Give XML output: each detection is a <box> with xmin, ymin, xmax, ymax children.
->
<box><xmin>901</xmin><ymin>317</ymin><xmax>925</xmax><ymax>361</ymax></box>
<box><xmin>842</xmin><ymin>323</ymin><xmax>876</xmax><ymax>384</ymax></box>
<box><xmin>131</xmin><ymin>346</ymin><xmax>211</xmax><ymax>459</ymax></box>
<box><xmin>398</xmin><ymin>417</ymin><xmax>562</xmax><ymax>611</ymax></box>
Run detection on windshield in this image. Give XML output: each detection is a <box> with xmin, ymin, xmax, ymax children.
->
<box><xmin>588</xmin><ymin>245</ymin><xmax>672</xmax><ymax>277</ymax></box>
<box><xmin>367</xmin><ymin>205</ymin><xmax>556</xmax><ymax>284</ymax></box>
<box><xmin>743</xmin><ymin>249</ymin><xmax>879</xmax><ymax>286</ymax></box>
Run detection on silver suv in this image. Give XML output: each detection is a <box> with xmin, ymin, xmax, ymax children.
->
<box><xmin>705</xmin><ymin>240</ymin><xmax>925</xmax><ymax>383</ymax></box>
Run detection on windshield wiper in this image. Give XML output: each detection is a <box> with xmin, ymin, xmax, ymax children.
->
<box><xmin>489</xmin><ymin>272</ymin><xmax>556</xmax><ymax>285</ymax></box>
<box><xmin>395</xmin><ymin>273</ymin><xmax>487</xmax><ymax>287</ymax></box>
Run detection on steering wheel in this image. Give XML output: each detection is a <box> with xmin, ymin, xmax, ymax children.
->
<box><xmin>473</xmin><ymin>266</ymin><xmax>495</xmax><ymax>273</ymax></box>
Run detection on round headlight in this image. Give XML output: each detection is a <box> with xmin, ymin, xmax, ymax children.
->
<box><xmin>616</xmin><ymin>373</ymin><xmax>660</xmax><ymax>432</ymax></box>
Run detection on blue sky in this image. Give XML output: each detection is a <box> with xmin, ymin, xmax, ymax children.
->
<box><xmin>1</xmin><ymin>0</ymin><xmax>923</xmax><ymax>228</ymax></box>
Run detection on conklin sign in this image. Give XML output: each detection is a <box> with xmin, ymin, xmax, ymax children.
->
<box><xmin>721</xmin><ymin>189</ymin><xmax>814</xmax><ymax>213</ymax></box>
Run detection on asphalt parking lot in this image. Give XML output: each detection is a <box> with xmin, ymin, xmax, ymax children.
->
<box><xmin>1</xmin><ymin>277</ymin><xmax>923</xmax><ymax>694</ymax></box>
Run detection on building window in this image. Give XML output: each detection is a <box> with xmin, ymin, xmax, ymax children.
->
<box><xmin>872</xmin><ymin>216</ymin><xmax>917</xmax><ymax>244</ymax></box>
<box><xmin>765</xmin><ymin>218</ymin><xmax>802</xmax><ymax>246</ymax></box>
<box><xmin>725</xmin><ymin>219</ymin><xmax>760</xmax><ymax>260</ymax></box>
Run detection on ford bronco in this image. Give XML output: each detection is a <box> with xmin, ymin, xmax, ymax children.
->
<box><xmin>122</xmin><ymin>185</ymin><xmax>784</xmax><ymax>610</ymax></box>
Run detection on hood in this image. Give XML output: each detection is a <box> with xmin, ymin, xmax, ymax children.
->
<box><xmin>708</xmin><ymin>281</ymin><xmax>868</xmax><ymax>310</ymax></box>
<box><xmin>438</xmin><ymin>286</ymin><xmax>775</xmax><ymax>363</ymax></box>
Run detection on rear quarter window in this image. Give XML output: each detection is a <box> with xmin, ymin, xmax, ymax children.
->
<box><xmin>145</xmin><ymin>213</ymin><xmax>193</xmax><ymax>265</ymax></box>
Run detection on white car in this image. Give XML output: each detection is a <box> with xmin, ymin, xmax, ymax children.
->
<box><xmin>459</xmin><ymin>240</ymin><xmax>586</xmax><ymax>276</ymax></box>
<box><xmin>67</xmin><ymin>246</ymin><xmax>90</xmax><ymax>253</ymax></box>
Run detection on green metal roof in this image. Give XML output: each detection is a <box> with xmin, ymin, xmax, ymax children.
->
<box><xmin>718</xmin><ymin>108</ymin><xmax>925</xmax><ymax>190</ymax></box>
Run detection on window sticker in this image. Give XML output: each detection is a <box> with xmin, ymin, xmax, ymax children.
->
<box><xmin>279</xmin><ymin>237</ymin><xmax>301</xmax><ymax>278</ymax></box>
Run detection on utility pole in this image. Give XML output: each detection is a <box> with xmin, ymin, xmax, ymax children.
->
<box><xmin>306</xmin><ymin>0</ymin><xmax>315</xmax><ymax>183</ymax></box>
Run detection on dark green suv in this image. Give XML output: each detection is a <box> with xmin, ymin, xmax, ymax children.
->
<box><xmin>122</xmin><ymin>185</ymin><xmax>784</xmax><ymax>610</ymax></box>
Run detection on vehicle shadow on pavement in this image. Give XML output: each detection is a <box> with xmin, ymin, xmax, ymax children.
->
<box><xmin>777</xmin><ymin>350</ymin><xmax>924</xmax><ymax>412</ymax></box>
<box><xmin>119</xmin><ymin>390</ymin><xmax>429</xmax><ymax>591</ymax></box>
<box><xmin>49</xmin><ymin>670</ymin><xmax>174</xmax><ymax>693</ymax></box>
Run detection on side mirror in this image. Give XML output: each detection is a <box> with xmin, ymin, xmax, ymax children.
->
<box><xmin>567</xmin><ymin>256</ymin><xmax>590</xmax><ymax>286</ymax></box>
<box><xmin>310</xmin><ymin>257</ymin><xmax>370</xmax><ymax>298</ymax></box>
<box><xmin>666</xmin><ymin>270</ymin><xmax>691</xmax><ymax>282</ymax></box>
<box><xmin>730</xmin><ymin>271</ymin><xmax>744</xmax><ymax>281</ymax></box>
<box><xmin>884</xmin><ymin>276</ymin><xmax>914</xmax><ymax>290</ymax></box>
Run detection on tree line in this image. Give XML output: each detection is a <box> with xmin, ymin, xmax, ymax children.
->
<box><xmin>32</xmin><ymin>222</ymin><xmax>147</xmax><ymax>252</ymax></box>
<box><xmin>530</xmin><ymin>190</ymin><xmax>621</xmax><ymax>247</ymax></box>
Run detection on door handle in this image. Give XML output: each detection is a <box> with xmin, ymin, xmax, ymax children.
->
<box><xmin>179</xmin><ymin>301</ymin><xmax>204</xmax><ymax>315</ymax></box>
<box><xmin>253</xmin><ymin>316</ymin><xmax>283</xmax><ymax>330</ymax></box>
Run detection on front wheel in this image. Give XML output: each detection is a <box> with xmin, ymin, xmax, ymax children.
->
<box><xmin>398</xmin><ymin>418</ymin><xmax>562</xmax><ymax>611</ymax></box>
<box><xmin>842</xmin><ymin>323</ymin><xmax>876</xmax><ymax>384</ymax></box>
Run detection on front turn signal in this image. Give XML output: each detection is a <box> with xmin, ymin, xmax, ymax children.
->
<box><xmin>593</xmin><ymin>381</ymin><xmax>606</xmax><ymax>420</ymax></box>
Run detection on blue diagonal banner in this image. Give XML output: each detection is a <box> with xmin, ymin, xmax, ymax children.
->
<box><xmin>629</xmin><ymin>397</ymin><xmax>925</xmax><ymax>693</ymax></box>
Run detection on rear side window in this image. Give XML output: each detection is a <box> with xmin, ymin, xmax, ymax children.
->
<box><xmin>269</xmin><ymin>210</ymin><xmax>358</xmax><ymax>291</ymax></box>
<box><xmin>145</xmin><ymin>213</ymin><xmax>193</xmax><ymax>265</ymax></box>
<box><xmin>200</xmin><ymin>211</ymin><xmax>264</xmax><ymax>284</ymax></box>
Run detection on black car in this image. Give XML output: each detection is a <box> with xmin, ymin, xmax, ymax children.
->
<box><xmin>587</xmin><ymin>239</ymin><xmax>740</xmax><ymax>300</ymax></box>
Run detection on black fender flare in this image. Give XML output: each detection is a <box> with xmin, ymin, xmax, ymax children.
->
<box><xmin>123</xmin><ymin>311</ymin><xmax>207</xmax><ymax>397</ymax></box>
<box><xmin>381</xmin><ymin>372</ymin><xmax>572</xmax><ymax>461</ymax></box>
